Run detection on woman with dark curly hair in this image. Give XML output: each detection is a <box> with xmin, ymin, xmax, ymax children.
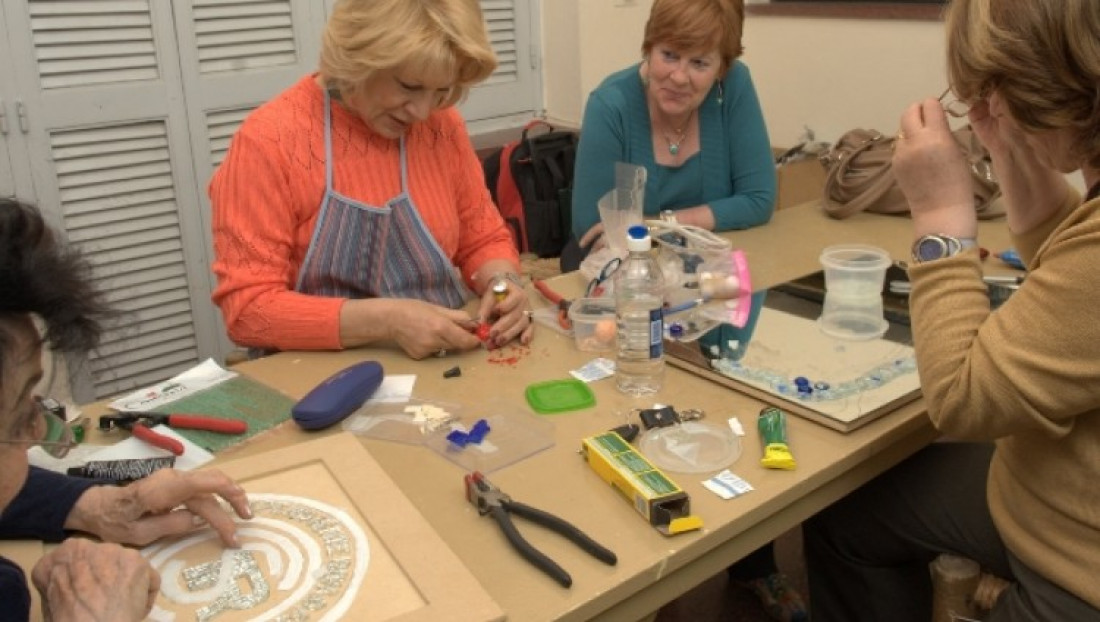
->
<box><xmin>804</xmin><ymin>1</ymin><xmax>1100</xmax><ymax>620</ymax></box>
<box><xmin>0</xmin><ymin>200</ymin><xmax>252</xmax><ymax>621</ymax></box>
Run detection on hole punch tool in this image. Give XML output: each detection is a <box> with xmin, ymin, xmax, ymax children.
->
<box><xmin>464</xmin><ymin>471</ymin><xmax>617</xmax><ymax>588</ymax></box>
<box><xmin>99</xmin><ymin>412</ymin><xmax>248</xmax><ymax>456</ymax></box>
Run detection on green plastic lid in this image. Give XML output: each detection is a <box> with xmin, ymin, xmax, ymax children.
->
<box><xmin>525</xmin><ymin>379</ymin><xmax>596</xmax><ymax>414</ymax></box>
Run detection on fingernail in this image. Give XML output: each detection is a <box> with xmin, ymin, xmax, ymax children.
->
<box><xmin>242</xmin><ymin>502</ymin><xmax>253</xmax><ymax>519</ymax></box>
<box><xmin>192</xmin><ymin>514</ymin><xmax>208</xmax><ymax>527</ymax></box>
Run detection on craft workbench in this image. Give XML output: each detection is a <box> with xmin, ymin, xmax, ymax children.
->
<box><xmin>4</xmin><ymin>200</ymin><xmax>1015</xmax><ymax>621</ymax></box>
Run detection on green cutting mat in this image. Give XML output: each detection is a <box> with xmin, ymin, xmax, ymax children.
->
<box><xmin>161</xmin><ymin>375</ymin><xmax>295</xmax><ymax>453</ymax></box>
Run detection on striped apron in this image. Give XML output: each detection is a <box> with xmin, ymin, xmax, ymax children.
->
<box><xmin>295</xmin><ymin>90</ymin><xmax>470</xmax><ymax>308</ymax></box>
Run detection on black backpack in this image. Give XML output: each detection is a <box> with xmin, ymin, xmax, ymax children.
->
<box><xmin>482</xmin><ymin>121</ymin><xmax>578</xmax><ymax>258</ymax></box>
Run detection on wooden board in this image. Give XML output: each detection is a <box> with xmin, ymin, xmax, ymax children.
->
<box><xmin>3</xmin><ymin>433</ymin><xmax>504</xmax><ymax>622</ymax></box>
<box><xmin>665</xmin><ymin>287</ymin><xmax>921</xmax><ymax>433</ymax></box>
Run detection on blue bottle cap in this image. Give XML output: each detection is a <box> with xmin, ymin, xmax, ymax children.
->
<box><xmin>627</xmin><ymin>225</ymin><xmax>649</xmax><ymax>240</ymax></box>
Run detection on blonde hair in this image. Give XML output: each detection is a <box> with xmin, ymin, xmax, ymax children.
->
<box><xmin>946</xmin><ymin>0</ymin><xmax>1100</xmax><ymax>168</ymax></box>
<box><xmin>319</xmin><ymin>0</ymin><xmax>497</xmax><ymax>107</ymax></box>
<box><xmin>642</xmin><ymin>0</ymin><xmax>745</xmax><ymax>76</ymax></box>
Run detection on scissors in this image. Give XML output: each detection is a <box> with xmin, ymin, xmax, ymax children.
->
<box><xmin>585</xmin><ymin>256</ymin><xmax>622</xmax><ymax>297</ymax></box>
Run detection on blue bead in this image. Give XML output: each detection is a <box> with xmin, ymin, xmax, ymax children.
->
<box><xmin>794</xmin><ymin>376</ymin><xmax>810</xmax><ymax>387</ymax></box>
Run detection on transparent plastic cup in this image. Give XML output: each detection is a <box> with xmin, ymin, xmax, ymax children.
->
<box><xmin>597</xmin><ymin>163</ymin><xmax>646</xmax><ymax>256</ymax></box>
<box><xmin>818</xmin><ymin>244</ymin><xmax>891</xmax><ymax>340</ymax></box>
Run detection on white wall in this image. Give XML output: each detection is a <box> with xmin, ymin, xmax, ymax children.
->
<box><xmin>542</xmin><ymin>0</ymin><xmax>651</xmax><ymax>125</ymax></box>
<box><xmin>743</xmin><ymin>16</ymin><xmax>947</xmax><ymax>147</ymax></box>
<box><xmin>540</xmin><ymin>2</ymin><xmax>1084</xmax><ymax>191</ymax></box>
<box><xmin>542</xmin><ymin>1</ymin><xmax>949</xmax><ymax>147</ymax></box>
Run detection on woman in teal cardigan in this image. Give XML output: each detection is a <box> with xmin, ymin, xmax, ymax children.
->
<box><xmin>560</xmin><ymin>0</ymin><xmax>776</xmax><ymax>272</ymax></box>
<box><xmin>562</xmin><ymin>2</ymin><xmax>802</xmax><ymax>621</ymax></box>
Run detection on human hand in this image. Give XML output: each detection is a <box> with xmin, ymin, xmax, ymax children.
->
<box><xmin>476</xmin><ymin>277</ymin><xmax>534</xmax><ymax>348</ymax></box>
<box><xmin>388</xmin><ymin>299</ymin><xmax>481</xmax><ymax>359</ymax></box>
<box><xmin>33</xmin><ymin>538</ymin><xmax>159</xmax><ymax>622</ymax></box>
<box><xmin>893</xmin><ymin>98</ymin><xmax>979</xmax><ymax>237</ymax></box>
<box><xmin>967</xmin><ymin>91</ymin><xmax>1071</xmax><ymax>232</ymax></box>
<box><xmin>579</xmin><ymin>223</ymin><xmax>607</xmax><ymax>254</ymax></box>
<box><xmin>65</xmin><ymin>468</ymin><xmax>251</xmax><ymax>548</ymax></box>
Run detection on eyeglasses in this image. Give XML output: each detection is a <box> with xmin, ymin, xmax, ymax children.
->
<box><xmin>0</xmin><ymin>399</ymin><xmax>77</xmax><ymax>458</ymax></box>
<box><xmin>939</xmin><ymin>88</ymin><xmax>972</xmax><ymax>118</ymax></box>
<box><xmin>586</xmin><ymin>257</ymin><xmax>622</xmax><ymax>297</ymax></box>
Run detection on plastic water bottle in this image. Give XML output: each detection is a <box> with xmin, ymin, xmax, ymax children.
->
<box><xmin>614</xmin><ymin>225</ymin><xmax>665</xmax><ymax>395</ymax></box>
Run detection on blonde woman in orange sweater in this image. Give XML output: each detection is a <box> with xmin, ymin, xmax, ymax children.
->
<box><xmin>209</xmin><ymin>0</ymin><xmax>532</xmax><ymax>359</ymax></box>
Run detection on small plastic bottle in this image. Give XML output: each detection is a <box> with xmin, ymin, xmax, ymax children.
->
<box><xmin>614</xmin><ymin>225</ymin><xmax>665</xmax><ymax>395</ymax></box>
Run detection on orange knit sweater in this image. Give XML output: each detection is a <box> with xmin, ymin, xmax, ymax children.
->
<box><xmin>209</xmin><ymin>75</ymin><xmax>518</xmax><ymax>351</ymax></box>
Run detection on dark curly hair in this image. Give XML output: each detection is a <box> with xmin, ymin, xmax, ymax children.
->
<box><xmin>0</xmin><ymin>199</ymin><xmax>111</xmax><ymax>379</ymax></box>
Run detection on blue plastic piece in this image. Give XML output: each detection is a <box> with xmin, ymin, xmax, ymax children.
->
<box><xmin>998</xmin><ymin>249</ymin><xmax>1025</xmax><ymax>270</ymax></box>
<box><xmin>291</xmin><ymin>360</ymin><xmax>383</xmax><ymax>430</ymax></box>
<box><xmin>446</xmin><ymin>418</ymin><xmax>492</xmax><ymax>449</ymax></box>
<box><xmin>446</xmin><ymin>429</ymin><xmax>470</xmax><ymax>447</ymax></box>
<box><xmin>467</xmin><ymin>419</ymin><xmax>491</xmax><ymax>444</ymax></box>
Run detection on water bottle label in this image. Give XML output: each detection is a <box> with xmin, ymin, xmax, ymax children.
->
<box><xmin>648</xmin><ymin>308</ymin><xmax>663</xmax><ymax>359</ymax></box>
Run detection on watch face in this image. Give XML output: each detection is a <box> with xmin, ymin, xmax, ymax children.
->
<box><xmin>916</xmin><ymin>236</ymin><xmax>949</xmax><ymax>262</ymax></box>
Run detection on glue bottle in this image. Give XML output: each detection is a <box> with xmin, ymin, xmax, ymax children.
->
<box><xmin>614</xmin><ymin>225</ymin><xmax>665</xmax><ymax>395</ymax></box>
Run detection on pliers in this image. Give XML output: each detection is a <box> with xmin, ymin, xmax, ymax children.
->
<box><xmin>99</xmin><ymin>412</ymin><xmax>248</xmax><ymax>456</ymax></box>
<box><xmin>464</xmin><ymin>471</ymin><xmax>616</xmax><ymax>587</ymax></box>
<box><xmin>533</xmin><ymin>280</ymin><xmax>573</xmax><ymax>330</ymax></box>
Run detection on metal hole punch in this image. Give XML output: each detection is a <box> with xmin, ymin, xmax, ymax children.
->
<box><xmin>464</xmin><ymin>471</ymin><xmax>617</xmax><ymax>587</ymax></box>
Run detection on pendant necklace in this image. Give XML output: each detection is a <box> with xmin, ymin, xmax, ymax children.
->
<box><xmin>661</xmin><ymin>109</ymin><xmax>694</xmax><ymax>156</ymax></box>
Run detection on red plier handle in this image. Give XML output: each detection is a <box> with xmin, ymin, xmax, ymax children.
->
<box><xmin>164</xmin><ymin>414</ymin><xmax>248</xmax><ymax>434</ymax></box>
<box><xmin>533</xmin><ymin>280</ymin><xmax>573</xmax><ymax>330</ymax></box>
<box><xmin>130</xmin><ymin>423</ymin><xmax>185</xmax><ymax>456</ymax></box>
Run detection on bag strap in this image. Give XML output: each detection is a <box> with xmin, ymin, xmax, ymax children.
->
<box><xmin>821</xmin><ymin>132</ymin><xmax>898</xmax><ymax>219</ymax></box>
<box><xmin>520</xmin><ymin>119</ymin><xmax>555</xmax><ymax>142</ymax></box>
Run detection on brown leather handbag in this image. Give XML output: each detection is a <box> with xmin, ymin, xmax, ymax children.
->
<box><xmin>820</xmin><ymin>127</ymin><xmax>1003</xmax><ymax>219</ymax></box>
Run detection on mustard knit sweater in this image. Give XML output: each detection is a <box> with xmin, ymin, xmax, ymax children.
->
<box><xmin>909</xmin><ymin>189</ymin><xmax>1100</xmax><ymax>608</ymax></box>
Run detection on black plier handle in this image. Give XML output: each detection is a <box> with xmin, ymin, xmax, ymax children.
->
<box><xmin>465</xmin><ymin>471</ymin><xmax>617</xmax><ymax>588</ymax></box>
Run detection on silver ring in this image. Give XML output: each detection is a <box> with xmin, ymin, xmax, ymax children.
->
<box><xmin>435</xmin><ymin>349</ymin><xmax>448</xmax><ymax>358</ymax></box>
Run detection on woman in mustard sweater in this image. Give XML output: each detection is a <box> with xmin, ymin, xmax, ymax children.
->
<box><xmin>805</xmin><ymin>0</ymin><xmax>1100</xmax><ymax>620</ymax></box>
<box><xmin>209</xmin><ymin>0</ymin><xmax>532</xmax><ymax>359</ymax></box>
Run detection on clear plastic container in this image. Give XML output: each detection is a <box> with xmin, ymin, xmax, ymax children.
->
<box><xmin>638</xmin><ymin>421</ymin><xmax>742</xmax><ymax>474</ymax></box>
<box><xmin>818</xmin><ymin>244</ymin><xmax>891</xmax><ymax>340</ymax></box>
<box><xmin>567</xmin><ymin>297</ymin><xmax>617</xmax><ymax>352</ymax></box>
